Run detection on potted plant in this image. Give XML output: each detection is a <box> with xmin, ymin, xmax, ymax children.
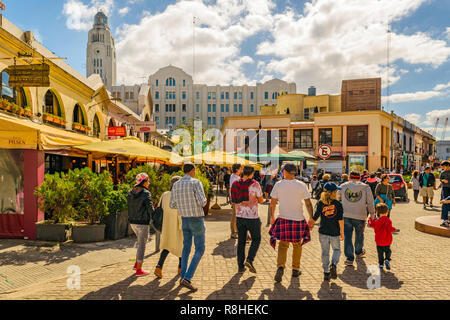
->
<box><xmin>73</xmin><ymin>122</ymin><xmax>81</xmax><ymax>131</ymax></box>
<box><xmin>54</xmin><ymin>116</ymin><xmax>62</xmax><ymax>125</ymax></box>
<box><xmin>24</xmin><ymin>106</ymin><xmax>32</xmax><ymax>117</ymax></box>
<box><xmin>70</xmin><ymin>168</ymin><xmax>113</xmax><ymax>243</ymax></box>
<box><xmin>43</xmin><ymin>113</ymin><xmax>54</xmax><ymax>123</ymax></box>
<box><xmin>102</xmin><ymin>183</ymin><xmax>130</xmax><ymax>240</ymax></box>
<box><xmin>0</xmin><ymin>99</ymin><xmax>12</xmax><ymax>112</ymax></box>
<box><xmin>10</xmin><ymin>102</ymin><xmax>21</xmax><ymax>116</ymax></box>
<box><xmin>34</xmin><ymin>173</ymin><xmax>76</xmax><ymax>242</ymax></box>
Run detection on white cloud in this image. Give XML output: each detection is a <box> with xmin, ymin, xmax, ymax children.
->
<box><xmin>384</xmin><ymin>90</ymin><xmax>445</xmax><ymax>103</ymax></box>
<box><xmin>422</xmin><ymin>109</ymin><xmax>450</xmax><ymax>126</ymax></box>
<box><xmin>118</xmin><ymin>7</ymin><xmax>130</xmax><ymax>16</ymax></box>
<box><xmin>447</xmin><ymin>27</ymin><xmax>450</xmax><ymax>41</ymax></box>
<box><xmin>404</xmin><ymin>113</ymin><xmax>421</xmax><ymax>125</ymax></box>
<box><xmin>434</xmin><ymin>81</ymin><xmax>450</xmax><ymax>91</ymax></box>
<box><xmin>63</xmin><ymin>0</ymin><xmax>114</xmax><ymax>31</ymax></box>
<box><xmin>256</xmin><ymin>0</ymin><xmax>450</xmax><ymax>93</ymax></box>
<box><xmin>414</xmin><ymin>67</ymin><xmax>423</xmax><ymax>73</ymax></box>
<box><xmin>115</xmin><ymin>0</ymin><xmax>275</xmax><ymax>85</ymax></box>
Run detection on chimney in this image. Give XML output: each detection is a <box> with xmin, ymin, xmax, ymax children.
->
<box><xmin>308</xmin><ymin>86</ymin><xmax>316</xmax><ymax>96</ymax></box>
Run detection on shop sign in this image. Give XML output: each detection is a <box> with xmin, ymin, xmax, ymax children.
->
<box><xmin>108</xmin><ymin>126</ymin><xmax>126</xmax><ymax>137</ymax></box>
<box><xmin>134</xmin><ymin>121</ymin><xmax>156</xmax><ymax>133</ymax></box>
<box><xmin>7</xmin><ymin>64</ymin><xmax>50</xmax><ymax>87</ymax></box>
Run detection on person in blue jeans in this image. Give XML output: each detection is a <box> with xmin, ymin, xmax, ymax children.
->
<box><xmin>339</xmin><ymin>172</ymin><xmax>375</xmax><ymax>266</ymax></box>
<box><xmin>170</xmin><ymin>163</ymin><xmax>207</xmax><ymax>292</ymax></box>
<box><xmin>309</xmin><ymin>182</ymin><xmax>344</xmax><ymax>281</ymax></box>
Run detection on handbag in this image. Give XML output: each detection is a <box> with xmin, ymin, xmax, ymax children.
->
<box><xmin>374</xmin><ymin>193</ymin><xmax>392</xmax><ymax>210</ymax></box>
<box><xmin>151</xmin><ymin>198</ymin><xmax>164</xmax><ymax>232</ymax></box>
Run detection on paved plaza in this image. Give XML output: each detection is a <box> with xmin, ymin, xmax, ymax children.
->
<box><xmin>0</xmin><ymin>188</ymin><xmax>449</xmax><ymax>300</ymax></box>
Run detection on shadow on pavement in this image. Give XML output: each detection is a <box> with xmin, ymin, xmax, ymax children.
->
<box><xmin>80</xmin><ymin>274</ymin><xmax>138</xmax><ymax>300</ymax></box>
<box><xmin>258</xmin><ymin>278</ymin><xmax>313</xmax><ymax>300</ymax></box>
<box><xmin>205</xmin><ymin>210</ymin><xmax>232</xmax><ymax>222</ymax></box>
<box><xmin>317</xmin><ymin>281</ymin><xmax>347</xmax><ymax>300</ymax></box>
<box><xmin>206</xmin><ymin>273</ymin><xmax>255</xmax><ymax>300</ymax></box>
<box><xmin>211</xmin><ymin>238</ymin><xmax>236</xmax><ymax>259</ymax></box>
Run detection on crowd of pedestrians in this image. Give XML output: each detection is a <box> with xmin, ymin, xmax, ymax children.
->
<box><xmin>125</xmin><ymin>160</ymin><xmax>449</xmax><ymax>291</ymax></box>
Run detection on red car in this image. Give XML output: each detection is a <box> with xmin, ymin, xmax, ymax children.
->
<box><xmin>388</xmin><ymin>174</ymin><xmax>408</xmax><ymax>202</ymax></box>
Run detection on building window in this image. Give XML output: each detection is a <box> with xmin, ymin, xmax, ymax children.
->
<box><xmin>359</xmin><ymin>90</ymin><xmax>364</xmax><ymax>95</ymax></box>
<box><xmin>213</xmin><ymin>104</ymin><xmax>216</xmax><ymax>112</ymax></box>
<box><xmin>221</xmin><ymin>92</ymin><xmax>224</xmax><ymax>99</ymax></box>
<box><xmin>349</xmin><ymin>91</ymin><xmax>353</xmax><ymax>95</ymax></box>
<box><xmin>226</xmin><ymin>104</ymin><xmax>229</xmax><ymax>112</ymax></box>
<box><xmin>182</xmin><ymin>116</ymin><xmax>186</xmax><ymax>122</ymax></box>
<box><xmin>226</xmin><ymin>92</ymin><xmax>229</xmax><ymax>100</ymax></box>
<box><xmin>272</xmin><ymin>92</ymin><xmax>279</xmax><ymax>99</ymax></box>
<box><xmin>208</xmin><ymin>117</ymin><xmax>211</xmax><ymax>125</ymax></box>
<box><xmin>93</xmin><ymin>115</ymin><xmax>100</xmax><ymax>138</ymax></box>
<box><xmin>221</xmin><ymin>104</ymin><xmax>224</xmax><ymax>112</ymax></box>
<box><xmin>196</xmin><ymin>91</ymin><xmax>200</xmax><ymax>99</ymax></box>
<box><xmin>293</xmin><ymin>129</ymin><xmax>313</xmax><ymax>149</ymax></box>
<box><xmin>264</xmin><ymin>92</ymin><xmax>268</xmax><ymax>99</ymax></box>
<box><xmin>156</xmin><ymin>79</ymin><xmax>159</xmax><ymax>86</ymax></box>
<box><xmin>182</xmin><ymin>91</ymin><xmax>186</xmax><ymax>99</ymax></box>
<box><xmin>370</xmin><ymin>89</ymin><xmax>375</xmax><ymax>94</ymax></box>
<box><xmin>166</xmin><ymin>77</ymin><xmax>176</xmax><ymax>86</ymax></box>
<box><xmin>155</xmin><ymin>91</ymin><xmax>159</xmax><ymax>99</ymax></box>
<box><xmin>234</xmin><ymin>104</ymin><xmax>237</xmax><ymax>112</ymax></box>
<box><xmin>250</xmin><ymin>104</ymin><xmax>254</xmax><ymax>112</ymax></box>
<box><xmin>279</xmin><ymin>130</ymin><xmax>287</xmax><ymax>148</ymax></box>
<box><xmin>208</xmin><ymin>104</ymin><xmax>211</xmax><ymax>112</ymax></box>
<box><xmin>196</xmin><ymin>104</ymin><xmax>199</xmax><ymax>112</ymax></box>
<box><xmin>125</xmin><ymin>92</ymin><xmax>129</xmax><ymax>99</ymax></box>
<box><xmin>319</xmin><ymin>128</ymin><xmax>333</xmax><ymax>145</ymax></box>
<box><xmin>238</xmin><ymin>92</ymin><xmax>242</xmax><ymax>99</ymax></box>
<box><xmin>173</xmin><ymin>104</ymin><xmax>176</xmax><ymax>112</ymax></box>
<box><xmin>182</xmin><ymin>104</ymin><xmax>186</xmax><ymax>112</ymax></box>
<box><xmin>304</xmin><ymin>108</ymin><xmax>310</xmax><ymax>120</ymax></box>
<box><xmin>234</xmin><ymin>92</ymin><xmax>237</xmax><ymax>99</ymax></box>
<box><xmin>130</xmin><ymin>92</ymin><xmax>134</xmax><ymax>100</ymax></box>
<box><xmin>239</xmin><ymin>104</ymin><xmax>242</xmax><ymax>112</ymax></box>
<box><xmin>155</xmin><ymin>104</ymin><xmax>159</xmax><ymax>112</ymax></box>
<box><xmin>221</xmin><ymin>117</ymin><xmax>225</xmax><ymax>125</ymax></box>
<box><xmin>183</xmin><ymin>79</ymin><xmax>186</xmax><ymax>87</ymax></box>
<box><xmin>165</xmin><ymin>104</ymin><xmax>168</xmax><ymax>112</ymax></box>
<box><xmin>43</xmin><ymin>90</ymin><xmax>62</xmax><ymax>118</ymax></box>
<box><xmin>73</xmin><ymin>104</ymin><xmax>86</xmax><ymax>125</ymax></box>
<box><xmin>347</xmin><ymin>126</ymin><xmax>368</xmax><ymax>146</ymax></box>
<box><xmin>155</xmin><ymin>116</ymin><xmax>159</xmax><ymax>125</ymax></box>
<box><xmin>250</xmin><ymin>92</ymin><xmax>254</xmax><ymax>99</ymax></box>
<box><xmin>208</xmin><ymin>92</ymin><xmax>212</xmax><ymax>100</ymax></box>
<box><xmin>212</xmin><ymin>92</ymin><xmax>216</xmax><ymax>100</ymax></box>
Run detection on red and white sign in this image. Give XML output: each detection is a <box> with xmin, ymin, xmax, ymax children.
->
<box><xmin>318</xmin><ymin>144</ymin><xmax>332</xmax><ymax>159</ymax></box>
<box><xmin>134</xmin><ymin>121</ymin><xmax>156</xmax><ymax>133</ymax></box>
<box><xmin>108</xmin><ymin>126</ymin><xmax>126</xmax><ymax>137</ymax></box>
<box><xmin>428</xmin><ymin>155</ymin><xmax>434</xmax><ymax>161</ymax></box>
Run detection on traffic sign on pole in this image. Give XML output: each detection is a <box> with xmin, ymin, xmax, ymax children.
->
<box><xmin>318</xmin><ymin>144</ymin><xmax>332</xmax><ymax>159</ymax></box>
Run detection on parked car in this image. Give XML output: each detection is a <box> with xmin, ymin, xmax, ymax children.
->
<box><xmin>388</xmin><ymin>174</ymin><xmax>408</xmax><ymax>202</ymax></box>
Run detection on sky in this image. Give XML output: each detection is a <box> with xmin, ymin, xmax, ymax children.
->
<box><xmin>3</xmin><ymin>0</ymin><xmax>450</xmax><ymax>138</ymax></box>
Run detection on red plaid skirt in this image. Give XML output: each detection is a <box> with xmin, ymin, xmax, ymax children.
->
<box><xmin>269</xmin><ymin>218</ymin><xmax>311</xmax><ymax>249</ymax></box>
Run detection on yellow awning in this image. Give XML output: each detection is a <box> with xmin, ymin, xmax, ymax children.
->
<box><xmin>74</xmin><ymin>136</ymin><xmax>184</xmax><ymax>165</ymax></box>
<box><xmin>0</xmin><ymin>112</ymin><xmax>99</xmax><ymax>150</ymax></box>
<box><xmin>183</xmin><ymin>150</ymin><xmax>262</xmax><ymax>169</ymax></box>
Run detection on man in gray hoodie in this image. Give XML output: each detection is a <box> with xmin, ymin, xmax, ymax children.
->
<box><xmin>339</xmin><ymin>171</ymin><xmax>375</xmax><ymax>266</ymax></box>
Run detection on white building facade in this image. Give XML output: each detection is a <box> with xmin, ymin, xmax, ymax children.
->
<box><xmin>437</xmin><ymin>141</ymin><xmax>450</xmax><ymax>161</ymax></box>
<box><xmin>147</xmin><ymin>66</ymin><xmax>297</xmax><ymax>129</ymax></box>
<box><xmin>86</xmin><ymin>11</ymin><xmax>117</xmax><ymax>92</ymax></box>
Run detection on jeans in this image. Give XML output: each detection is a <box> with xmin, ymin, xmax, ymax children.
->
<box><xmin>442</xmin><ymin>204</ymin><xmax>450</xmax><ymax>221</ymax></box>
<box><xmin>236</xmin><ymin>217</ymin><xmax>261</xmax><ymax>269</ymax></box>
<box><xmin>376</xmin><ymin>245</ymin><xmax>391</xmax><ymax>265</ymax></box>
<box><xmin>130</xmin><ymin>224</ymin><xmax>149</xmax><ymax>264</ymax></box>
<box><xmin>319</xmin><ymin>233</ymin><xmax>341</xmax><ymax>272</ymax></box>
<box><xmin>277</xmin><ymin>241</ymin><xmax>303</xmax><ymax>270</ymax></box>
<box><xmin>181</xmin><ymin>217</ymin><xmax>205</xmax><ymax>282</ymax></box>
<box><xmin>344</xmin><ymin>217</ymin><xmax>365</xmax><ymax>262</ymax></box>
<box><xmin>413</xmin><ymin>190</ymin><xmax>419</xmax><ymax>202</ymax></box>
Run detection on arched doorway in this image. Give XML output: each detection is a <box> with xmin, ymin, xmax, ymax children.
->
<box><xmin>42</xmin><ymin>89</ymin><xmax>65</xmax><ymax>128</ymax></box>
<box><xmin>0</xmin><ymin>71</ymin><xmax>31</xmax><ymax>113</ymax></box>
<box><xmin>72</xmin><ymin>103</ymin><xmax>88</xmax><ymax>134</ymax></box>
<box><xmin>93</xmin><ymin>114</ymin><xmax>101</xmax><ymax>138</ymax></box>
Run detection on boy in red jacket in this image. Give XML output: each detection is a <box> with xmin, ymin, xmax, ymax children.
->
<box><xmin>368</xmin><ymin>203</ymin><xmax>397</xmax><ymax>270</ymax></box>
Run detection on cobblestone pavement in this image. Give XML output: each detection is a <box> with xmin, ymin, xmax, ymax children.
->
<box><xmin>1</xmin><ymin>188</ymin><xmax>449</xmax><ymax>300</ymax></box>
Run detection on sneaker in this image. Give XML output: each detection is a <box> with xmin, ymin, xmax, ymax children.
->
<box><xmin>344</xmin><ymin>260</ymin><xmax>354</xmax><ymax>266</ymax></box>
<box><xmin>245</xmin><ymin>261</ymin><xmax>256</xmax><ymax>273</ymax></box>
<box><xmin>154</xmin><ymin>267</ymin><xmax>163</xmax><ymax>279</ymax></box>
<box><xmin>385</xmin><ymin>260</ymin><xmax>391</xmax><ymax>270</ymax></box>
<box><xmin>379</xmin><ymin>265</ymin><xmax>384</xmax><ymax>270</ymax></box>
<box><xmin>423</xmin><ymin>204</ymin><xmax>426</xmax><ymax>209</ymax></box>
<box><xmin>430</xmin><ymin>204</ymin><xmax>433</xmax><ymax>208</ymax></box>
<box><xmin>356</xmin><ymin>249</ymin><xmax>366</xmax><ymax>258</ymax></box>
<box><xmin>135</xmin><ymin>269</ymin><xmax>150</xmax><ymax>277</ymax></box>
<box><xmin>330</xmin><ymin>263</ymin><xmax>337</xmax><ymax>279</ymax></box>
<box><xmin>324</xmin><ymin>272</ymin><xmax>331</xmax><ymax>281</ymax></box>
<box><xmin>440</xmin><ymin>221</ymin><xmax>450</xmax><ymax>227</ymax></box>
<box><xmin>238</xmin><ymin>267</ymin><xmax>246</xmax><ymax>274</ymax></box>
<box><xmin>132</xmin><ymin>262</ymin><xmax>137</xmax><ymax>270</ymax></box>
<box><xmin>274</xmin><ymin>267</ymin><xmax>284</xmax><ymax>283</ymax></box>
<box><xmin>292</xmin><ymin>269</ymin><xmax>301</xmax><ymax>278</ymax></box>
<box><xmin>180</xmin><ymin>279</ymin><xmax>198</xmax><ymax>292</ymax></box>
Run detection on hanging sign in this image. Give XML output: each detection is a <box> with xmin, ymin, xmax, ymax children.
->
<box><xmin>7</xmin><ymin>64</ymin><xmax>50</xmax><ymax>87</ymax></box>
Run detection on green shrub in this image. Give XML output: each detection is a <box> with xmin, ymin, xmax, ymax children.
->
<box><xmin>34</xmin><ymin>172</ymin><xmax>77</xmax><ymax>223</ymax></box>
<box><xmin>403</xmin><ymin>175</ymin><xmax>411</xmax><ymax>183</ymax></box>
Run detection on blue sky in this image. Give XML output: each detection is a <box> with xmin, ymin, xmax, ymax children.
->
<box><xmin>3</xmin><ymin>0</ymin><xmax>450</xmax><ymax>136</ymax></box>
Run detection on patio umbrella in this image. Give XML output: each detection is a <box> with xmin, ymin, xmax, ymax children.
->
<box><xmin>183</xmin><ymin>150</ymin><xmax>261</xmax><ymax>169</ymax></box>
<box><xmin>73</xmin><ymin>136</ymin><xmax>183</xmax><ymax>165</ymax></box>
<box><xmin>288</xmin><ymin>150</ymin><xmax>316</xmax><ymax>160</ymax></box>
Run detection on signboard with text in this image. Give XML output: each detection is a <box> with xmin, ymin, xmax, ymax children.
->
<box><xmin>134</xmin><ymin>121</ymin><xmax>156</xmax><ymax>133</ymax></box>
<box><xmin>108</xmin><ymin>126</ymin><xmax>126</xmax><ymax>137</ymax></box>
<box><xmin>7</xmin><ymin>64</ymin><xmax>50</xmax><ymax>87</ymax></box>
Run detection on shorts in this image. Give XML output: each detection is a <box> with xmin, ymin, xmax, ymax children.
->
<box><xmin>419</xmin><ymin>187</ymin><xmax>434</xmax><ymax>198</ymax></box>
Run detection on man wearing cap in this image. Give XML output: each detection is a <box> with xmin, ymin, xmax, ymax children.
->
<box><xmin>269</xmin><ymin>163</ymin><xmax>314</xmax><ymax>282</ymax></box>
<box><xmin>339</xmin><ymin>171</ymin><xmax>375</xmax><ymax>266</ymax></box>
<box><xmin>419</xmin><ymin>167</ymin><xmax>436</xmax><ymax>209</ymax></box>
<box><xmin>170</xmin><ymin>163</ymin><xmax>207</xmax><ymax>292</ymax></box>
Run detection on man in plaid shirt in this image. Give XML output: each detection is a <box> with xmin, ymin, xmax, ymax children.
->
<box><xmin>269</xmin><ymin>163</ymin><xmax>314</xmax><ymax>282</ymax></box>
<box><xmin>170</xmin><ymin>163</ymin><xmax>207</xmax><ymax>292</ymax></box>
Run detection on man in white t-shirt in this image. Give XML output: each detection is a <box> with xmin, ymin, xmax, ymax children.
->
<box><xmin>269</xmin><ymin>163</ymin><xmax>314</xmax><ymax>282</ymax></box>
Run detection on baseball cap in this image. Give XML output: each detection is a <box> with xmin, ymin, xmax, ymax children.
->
<box><xmin>135</xmin><ymin>172</ymin><xmax>149</xmax><ymax>186</ymax></box>
<box><xmin>323</xmin><ymin>182</ymin><xmax>341</xmax><ymax>192</ymax></box>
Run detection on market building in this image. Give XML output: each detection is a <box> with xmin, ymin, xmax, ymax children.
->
<box><xmin>0</xmin><ymin>14</ymin><xmax>154</xmax><ymax>239</ymax></box>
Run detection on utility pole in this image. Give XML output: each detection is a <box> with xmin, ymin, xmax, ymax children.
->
<box><xmin>386</xmin><ymin>18</ymin><xmax>392</xmax><ymax>113</ymax></box>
